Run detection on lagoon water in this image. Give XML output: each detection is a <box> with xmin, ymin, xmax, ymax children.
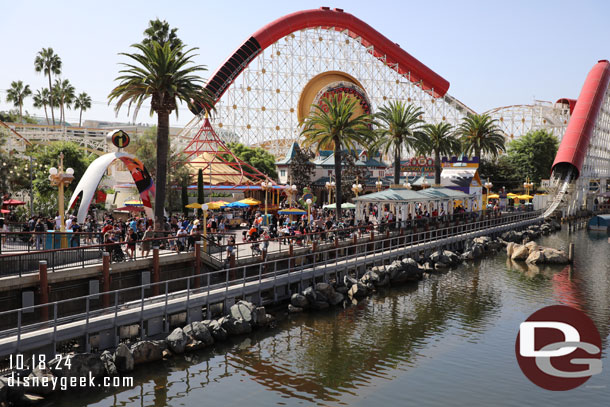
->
<box><xmin>55</xmin><ymin>228</ymin><xmax>610</xmax><ymax>406</ymax></box>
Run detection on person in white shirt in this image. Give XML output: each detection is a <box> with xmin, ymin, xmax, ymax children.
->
<box><xmin>65</xmin><ymin>216</ymin><xmax>73</xmax><ymax>231</ymax></box>
<box><xmin>55</xmin><ymin>214</ymin><xmax>61</xmax><ymax>230</ymax></box>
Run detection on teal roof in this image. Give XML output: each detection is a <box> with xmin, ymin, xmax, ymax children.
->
<box><xmin>354</xmin><ymin>187</ymin><xmax>471</xmax><ymax>203</ymax></box>
<box><xmin>275</xmin><ymin>142</ymin><xmax>300</xmax><ymax>165</ymax></box>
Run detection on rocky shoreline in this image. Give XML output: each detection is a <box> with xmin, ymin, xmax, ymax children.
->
<box><xmin>0</xmin><ymin>219</ymin><xmax>564</xmax><ymax>406</ymax></box>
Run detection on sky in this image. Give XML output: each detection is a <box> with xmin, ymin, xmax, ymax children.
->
<box><xmin>1</xmin><ymin>0</ymin><xmax>609</xmax><ymax>127</ymax></box>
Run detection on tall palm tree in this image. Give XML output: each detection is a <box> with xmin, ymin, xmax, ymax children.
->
<box><xmin>33</xmin><ymin>88</ymin><xmax>51</xmax><ymax>125</ymax></box>
<box><xmin>5</xmin><ymin>81</ymin><xmax>32</xmax><ymax>124</ymax></box>
<box><xmin>457</xmin><ymin>114</ymin><xmax>505</xmax><ymax>159</ymax></box>
<box><xmin>374</xmin><ymin>101</ymin><xmax>425</xmax><ymax>185</ymax></box>
<box><xmin>73</xmin><ymin>92</ymin><xmax>92</xmax><ymax>127</ymax></box>
<box><xmin>143</xmin><ymin>19</ymin><xmax>183</xmax><ymax>51</ymax></box>
<box><xmin>415</xmin><ymin>122</ymin><xmax>461</xmax><ymax>185</ymax></box>
<box><xmin>53</xmin><ymin>79</ymin><xmax>75</xmax><ymax>125</ymax></box>
<box><xmin>34</xmin><ymin>48</ymin><xmax>62</xmax><ymax>125</ymax></box>
<box><xmin>109</xmin><ymin>41</ymin><xmax>213</xmax><ymax>222</ymax></box>
<box><xmin>301</xmin><ymin>95</ymin><xmax>374</xmax><ymax>219</ymax></box>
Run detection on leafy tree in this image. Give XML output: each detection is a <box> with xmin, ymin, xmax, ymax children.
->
<box><xmin>34</xmin><ymin>48</ymin><xmax>62</xmax><ymax>125</ymax></box>
<box><xmin>225</xmin><ymin>142</ymin><xmax>278</xmax><ymax>179</ymax></box>
<box><xmin>109</xmin><ymin>37</ymin><xmax>214</xmax><ymax>222</ymax></box>
<box><xmin>301</xmin><ymin>95</ymin><xmax>375</xmax><ymax>218</ymax></box>
<box><xmin>415</xmin><ymin>122</ymin><xmax>461</xmax><ymax>185</ymax></box>
<box><xmin>374</xmin><ymin>101</ymin><xmax>424</xmax><ymax>185</ymax></box>
<box><xmin>507</xmin><ymin>129</ymin><xmax>559</xmax><ymax>185</ymax></box>
<box><xmin>5</xmin><ymin>81</ymin><xmax>32</xmax><ymax>124</ymax></box>
<box><xmin>478</xmin><ymin>156</ymin><xmax>521</xmax><ymax>192</ymax></box>
<box><xmin>53</xmin><ymin>79</ymin><xmax>75</xmax><ymax>125</ymax></box>
<box><xmin>457</xmin><ymin>114</ymin><xmax>505</xmax><ymax>159</ymax></box>
<box><xmin>73</xmin><ymin>92</ymin><xmax>92</xmax><ymax>127</ymax></box>
<box><xmin>33</xmin><ymin>88</ymin><xmax>51</xmax><ymax>125</ymax></box>
<box><xmin>288</xmin><ymin>144</ymin><xmax>315</xmax><ymax>193</ymax></box>
<box><xmin>340</xmin><ymin>152</ymin><xmax>370</xmax><ymax>202</ymax></box>
<box><xmin>0</xmin><ymin>110</ymin><xmax>36</xmax><ymax>124</ymax></box>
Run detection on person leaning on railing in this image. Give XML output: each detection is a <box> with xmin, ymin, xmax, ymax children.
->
<box><xmin>141</xmin><ymin>225</ymin><xmax>153</xmax><ymax>258</ymax></box>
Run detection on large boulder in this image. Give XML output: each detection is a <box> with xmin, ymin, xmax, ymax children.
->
<box><xmin>461</xmin><ymin>250</ymin><xmax>475</xmax><ymax>261</ymax></box>
<box><xmin>220</xmin><ymin>316</ymin><xmax>252</xmax><ymax>335</ymax></box>
<box><xmin>344</xmin><ymin>275</ymin><xmax>359</xmax><ymax>287</ymax></box>
<box><xmin>166</xmin><ymin>327</ymin><xmax>189</xmax><ymax>354</ymax></box>
<box><xmin>27</xmin><ymin>367</ymin><xmax>55</xmax><ymax>395</ymax></box>
<box><xmin>525</xmin><ymin>241</ymin><xmax>538</xmax><ymax>254</ymax></box>
<box><xmin>288</xmin><ymin>304</ymin><xmax>304</xmax><ymax>313</ymax></box>
<box><xmin>401</xmin><ymin>258</ymin><xmax>420</xmax><ymax>273</ymax></box>
<box><xmin>506</xmin><ymin>242</ymin><xmax>515</xmax><ymax>257</ymax></box>
<box><xmin>311</xmin><ymin>300</ymin><xmax>330</xmax><ymax>310</ymax></box>
<box><xmin>100</xmin><ymin>350</ymin><xmax>117</xmax><ymax>376</ymax></box>
<box><xmin>254</xmin><ymin>307</ymin><xmax>268</xmax><ymax>327</ymax></box>
<box><xmin>230</xmin><ymin>301</ymin><xmax>257</xmax><ymax>325</ymax></box>
<box><xmin>203</xmin><ymin>320</ymin><xmax>228</xmax><ymax>342</ymax></box>
<box><xmin>60</xmin><ymin>353</ymin><xmax>105</xmax><ymax>379</ymax></box>
<box><xmin>302</xmin><ymin>286</ymin><xmax>318</xmax><ymax>303</ymax></box>
<box><xmin>542</xmin><ymin>248</ymin><xmax>570</xmax><ymax>264</ymax></box>
<box><xmin>525</xmin><ymin>250</ymin><xmax>545</xmax><ymax>264</ymax></box>
<box><xmin>511</xmin><ymin>244</ymin><xmax>529</xmax><ymax>261</ymax></box>
<box><xmin>290</xmin><ymin>293</ymin><xmax>309</xmax><ymax>308</ymax></box>
<box><xmin>472</xmin><ymin>244</ymin><xmax>484</xmax><ymax>258</ymax></box>
<box><xmin>315</xmin><ymin>282</ymin><xmax>335</xmax><ymax>299</ymax></box>
<box><xmin>347</xmin><ymin>283</ymin><xmax>368</xmax><ymax>300</ymax></box>
<box><xmin>113</xmin><ymin>343</ymin><xmax>134</xmax><ymax>372</ymax></box>
<box><xmin>360</xmin><ymin>270</ymin><xmax>380</xmax><ymax>286</ymax></box>
<box><xmin>329</xmin><ymin>292</ymin><xmax>345</xmax><ymax>306</ymax></box>
<box><xmin>183</xmin><ymin>322</ymin><xmax>214</xmax><ymax>346</ymax></box>
<box><xmin>442</xmin><ymin>250</ymin><xmax>460</xmax><ymax>266</ymax></box>
<box><xmin>131</xmin><ymin>340</ymin><xmax>164</xmax><ymax>364</ymax></box>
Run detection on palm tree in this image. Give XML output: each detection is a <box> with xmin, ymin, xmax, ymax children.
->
<box><xmin>415</xmin><ymin>122</ymin><xmax>461</xmax><ymax>185</ymax></box>
<box><xmin>109</xmin><ymin>41</ymin><xmax>213</xmax><ymax>222</ymax></box>
<box><xmin>73</xmin><ymin>92</ymin><xmax>92</xmax><ymax>127</ymax></box>
<box><xmin>5</xmin><ymin>81</ymin><xmax>32</xmax><ymax>125</ymax></box>
<box><xmin>143</xmin><ymin>19</ymin><xmax>183</xmax><ymax>51</ymax></box>
<box><xmin>301</xmin><ymin>95</ymin><xmax>374</xmax><ymax>219</ymax></box>
<box><xmin>53</xmin><ymin>79</ymin><xmax>75</xmax><ymax>125</ymax></box>
<box><xmin>34</xmin><ymin>48</ymin><xmax>62</xmax><ymax>125</ymax></box>
<box><xmin>374</xmin><ymin>101</ymin><xmax>425</xmax><ymax>185</ymax></box>
<box><xmin>33</xmin><ymin>88</ymin><xmax>51</xmax><ymax>124</ymax></box>
<box><xmin>457</xmin><ymin>114</ymin><xmax>505</xmax><ymax>159</ymax></box>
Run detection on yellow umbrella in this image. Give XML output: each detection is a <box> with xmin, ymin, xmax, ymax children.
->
<box><xmin>517</xmin><ymin>194</ymin><xmax>533</xmax><ymax>200</ymax></box>
<box><xmin>488</xmin><ymin>194</ymin><xmax>500</xmax><ymax>199</ymax></box>
<box><xmin>185</xmin><ymin>202</ymin><xmax>202</xmax><ymax>209</ymax></box>
<box><xmin>239</xmin><ymin>198</ymin><xmax>261</xmax><ymax>206</ymax></box>
<box><xmin>124</xmin><ymin>200</ymin><xmax>143</xmax><ymax>206</ymax></box>
<box><xmin>207</xmin><ymin>201</ymin><xmax>230</xmax><ymax>210</ymax></box>
<box><xmin>507</xmin><ymin>193</ymin><xmax>518</xmax><ymax>199</ymax></box>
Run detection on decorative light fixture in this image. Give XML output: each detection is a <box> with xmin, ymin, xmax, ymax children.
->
<box><xmin>48</xmin><ymin>153</ymin><xmax>74</xmax><ymax>247</ymax></box>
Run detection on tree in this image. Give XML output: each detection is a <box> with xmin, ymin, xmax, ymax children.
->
<box><xmin>415</xmin><ymin>122</ymin><xmax>461</xmax><ymax>185</ymax></box>
<box><xmin>143</xmin><ymin>19</ymin><xmax>183</xmax><ymax>52</ymax></box>
<box><xmin>478</xmin><ymin>156</ymin><xmax>521</xmax><ymax>192</ymax></box>
<box><xmin>301</xmin><ymin>95</ymin><xmax>374</xmax><ymax>219</ymax></box>
<box><xmin>5</xmin><ymin>81</ymin><xmax>32</xmax><ymax>124</ymax></box>
<box><xmin>340</xmin><ymin>152</ymin><xmax>370</xmax><ymax>202</ymax></box>
<box><xmin>34</xmin><ymin>48</ymin><xmax>62</xmax><ymax>125</ymax></box>
<box><xmin>507</xmin><ymin>129</ymin><xmax>559</xmax><ymax>185</ymax></box>
<box><xmin>33</xmin><ymin>88</ymin><xmax>51</xmax><ymax>125</ymax></box>
<box><xmin>374</xmin><ymin>101</ymin><xmax>424</xmax><ymax>185</ymax></box>
<box><xmin>288</xmin><ymin>144</ymin><xmax>315</xmax><ymax>193</ymax></box>
<box><xmin>53</xmin><ymin>79</ymin><xmax>75</xmax><ymax>125</ymax></box>
<box><xmin>73</xmin><ymin>92</ymin><xmax>92</xmax><ymax>127</ymax></box>
<box><xmin>108</xmin><ymin>37</ymin><xmax>214</xmax><ymax>223</ymax></box>
<box><xmin>457</xmin><ymin>114</ymin><xmax>505</xmax><ymax>159</ymax></box>
<box><xmin>197</xmin><ymin>168</ymin><xmax>204</xmax><ymax>217</ymax></box>
<box><xmin>225</xmin><ymin>142</ymin><xmax>278</xmax><ymax>179</ymax></box>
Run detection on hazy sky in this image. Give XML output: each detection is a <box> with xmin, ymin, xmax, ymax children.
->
<box><xmin>1</xmin><ymin>0</ymin><xmax>608</xmax><ymax>127</ymax></box>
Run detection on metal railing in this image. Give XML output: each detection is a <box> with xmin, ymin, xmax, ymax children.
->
<box><xmin>0</xmin><ymin>231</ymin><xmax>104</xmax><ymax>253</ymax></box>
<box><xmin>0</xmin><ymin>209</ymin><xmax>541</xmax><ymax>352</ymax></box>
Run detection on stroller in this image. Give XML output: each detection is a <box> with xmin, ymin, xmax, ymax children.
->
<box><xmin>111</xmin><ymin>243</ymin><xmax>125</xmax><ymax>262</ymax></box>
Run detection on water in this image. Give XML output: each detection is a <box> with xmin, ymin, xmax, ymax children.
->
<box><xmin>54</xmin><ymin>229</ymin><xmax>610</xmax><ymax>406</ymax></box>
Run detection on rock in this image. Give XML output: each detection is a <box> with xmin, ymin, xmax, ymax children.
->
<box><xmin>314</xmin><ymin>290</ymin><xmax>328</xmax><ymax>303</ymax></box>
<box><xmin>315</xmin><ymin>282</ymin><xmax>335</xmax><ymax>299</ymax></box>
<box><xmin>0</xmin><ymin>376</ymin><xmax>23</xmax><ymax>402</ymax></box>
<box><xmin>422</xmin><ymin>262</ymin><xmax>434</xmax><ymax>271</ymax></box>
<box><xmin>526</xmin><ymin>250</ymin><xmax>545</xmax><ymax>264</ymax></box>
<box><xmin>506</xmin><ymin>242</ymin><xmax>515</xmax><ymax>257</ymax></box>
<box><xmin>205</xmin><ymin>320</ymin><xmax>228</xmax><ymax>342</ymax></box>
<box><xmin>377</xmin><ymin>274</ymin><xmax>391</xmax><ymax>286</ymax></box>
<box><xmin>288</xmin><ymin>304</ymin><xmax>304</xmax><ymax>313</ymax></box>
<box><xmin>166</xmin><ymin>327</ymin><xmax>189</xmax><ymax>354</ymax></box>
<box><xmin>0</xmin><ymin>377</ymin><xmax>7</xmax><ymax>402</ymax></box>
<box><xmin>100</xmin><ymin>350</ymin><xmax>117</xmax><ymax>376</ymax></box>
<box><xmin>442</xmin><ymin>250</ymin><xmax>460</xmax><ymax>266</ymax></box>
<box><xmin>329</xmin><ymin>292</ymin><xmax>345</xmax><ymax>306</ymax></box>
<box><xmin>542</xmin><ymin>248</ymin><xmax>570</xmax><ymax>264</ymax></box>
<box><xmin>254</xmin><ymin>307</ymin><xmax>267</xmax><ymax>327</ymax></box>
<box><xmin>343</xmin><ymin>275</ymin><xmax>359</xmax><ymax>287</ymax></box>
<box><xmin>185</xmin><ymin>340</ymin><xmax>206</xmax><ymax>351</ymax></box>
<box><xmin>113</xmin><ymin>343</ymin><xmax>135</xmax><ymax>373</ymax></box>
<box><xmin>335</xmin><ymin>286</ymin><xmax>349</xmax><ymax>295</ymax></box>
<box><xmin>27</xmin><ymin>367</ymin><xmax>55</xmax><ymax>395</ymax></box>
<box><xmin>312</xmin><ymin>300</ymin><xmax>330</xmax><ymax>310</ymax></box>
<box><xmin>360</xmin><ymin>270</ymin><xmax>380</xmax><ymax>286</ymax></box>
<box><xmin>302</xmin><ymin>286</ymin><xmax>318</xmax><ymax>303</ymax></box>
<box><xmin>473</xmin><ymin>236</ymin><xmax>491</xmax><ymax>249</ymax></box>
<box><xmin>550</xmin><ymin>220</ymin><xmax>561</xmax><ymax>231</ymax></box>
<box><xmin>162</xmin><ymin>349</ymin><xmax>173</xmax><ymax>358</ymax></box>
<box><xmin>461</xmin><ymin>250</ymin><xmax>475</xmax><ymax>260</ymax></box>
<box><xmin>20</xmin><ymin>394</ymin><xmax>45</xmax><ymax>404</ymax></box>
<box><xmin>511</xmin><ymin>244</ymin><xmax>529</xmax><ymax>261</ymax></box>
<box><xmin>131</xmin><ymin>340</ymin><xmax>164</xmax><ymax>364</ymax></box>
<box><xmin>472</xmin><ymin>244</ymin><xmax>484</xmax><ymax>258</ymax></box>
<box><xmin>488</xmin><ymin>241</ymin><xmax>503</xmax><ymax>252</ymax></box>
<box><xmin>221</xmin><ymin>316</ymin><xmax>252</xmax><ymax>335</ymax></box>
<box><xmin>58</xmin><ymin>353</ymin><xmax>105</xmax><ymax>379</ymax></box>
<box><xmin>435</xmin><ymin>262</ymin><xmax>449</xmax><ymax>270</ymax></box>
<box><xmin>230</xmin><ymin>300</ymin><xmax>257</xmax><ymax>324</ymax></box>
<box><xmin>347</xmin><ymin>283</ymin><xmax>368</xmax><ymax>300</ymax></box>
<box><xmin>525</xmin><ymin>241</ymin><xmax>538</xmax><ymax>254</ymax></box>
<box><xmin>401</xmin><ymin>257</ymin><xmax>420</xmax><ymax>272</ymax></box>
<box><xmin>183</xmin><ymin>321</ymin><xmax>214</xmax><ymax>346</ymax></box>
<box><xmin>390</xmin><ymin>269</ymin><xmax>410</xmax><ymax>283</ymax></box>
<box><xmin>290</xmin><ymin>293</ymin><xmax>309</xmax><ymax>308</ymax></box>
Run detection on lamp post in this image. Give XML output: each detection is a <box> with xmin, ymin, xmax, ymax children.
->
<box><xmin>523</xmin><ymin>177</ymin><xmax>534</xmax><ymax>196</ymax></box>
<box><xmin>48</xmin><ymin>152</ymin><xmax>74</xmax><ymax>248</ymax></box>
<box><xmin>375</xmin><ymin>176</ymin><xmax>383</xmax><ymax>192</ymax></box>
<box><xmin>325</xmin><ymin>180</ymin><xmax>336</xmax><ymax>204</ymax></box>
<box><xmin>285</xmin><ymin>184</ymin><xmax>297</xmax><ymax>206</ymax></box>
<box><xmin>351</xmin><ymin>176</ymin><xmax>363</xmax><ymax>197</ymax></box>
<box><xmin>202</xmin><ymin>203</ymin><xmax>209</xmax><ymax>251</ymax></box>
<box><xmin>261</xmin><ymin>181</ymin><xmax>273</xmax><ymax>220</ymax></box>
<box><xmin>306</xmin><ymin>198</ymin><xmax>312</xmax><ymax>239</ymax></box>
<box><xmin>421</xmin><ymin>179</ymin><xmax>430</xmax><ymax>189</ymax></box>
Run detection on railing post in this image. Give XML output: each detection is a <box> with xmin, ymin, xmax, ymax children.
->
<box><xmin>102</xmin><ymin>252</ymin><xmax>110</xmax><ymax>308</ymax></box>
<box><xmin>289</xmin><ymin>243</ymin><xmax>294</xmax><ymax>271</ymax></box>
<box><xmin>194</xmin><ymin>241</ymin><xmax>202</xmax><ymax>289</ymax></box>
<box><xmin>152</xmin><ymin>245</ymin><xmax>160</xmax><ymax>296</ymax></box>
<box><xmin>39</xmin><ymin>260</ymin><xmax>49</xmax><ymax>321</ymax></box>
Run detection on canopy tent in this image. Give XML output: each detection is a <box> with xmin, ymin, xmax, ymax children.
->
<box><xmin>207</xmin><ymin>201</ymin><xmax>230</xmax><ymax>210</ymax></box>
<box><xmin>185</xmin><ymin>202</ymin><xmax>202</xmax><ymax>209</ymax></box>
<box><xmin>2</xmin><ymin>199</ymin><xmax>25</xmax><ymax>206</ymax></box>
<box><xmin>224</xmin><ymin>201</ymin><xmax>250</xmax><ymax>208</ymax></box>
<box><xmin>1</xmin><ymin>209</ymin><xmax>9</xmax><ymax>214</ymax></box>
<box><xmin>323</xmin><ymin>202</ymin><xmax>356</xmax><ymax>209</ymax></box>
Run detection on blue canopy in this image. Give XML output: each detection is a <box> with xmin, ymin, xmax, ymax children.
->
<box><xmin>223</xmin><ymin>201</ymin><xmax>250</xmax><ymax>208</ymax></box>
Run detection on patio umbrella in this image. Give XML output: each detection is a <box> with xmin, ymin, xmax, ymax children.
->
<box><xmin>517</xmin><ymin>194</ymin><xmax>533</xmax><ymax>200</ymax></box>
<box><xmin>207</xmin><ymin>201</ymin><xmax>230</xmax><ymax>210</ymax></box>
<box><xmin>115</xmin><ymin>206</ymin><xmax>145</xmax><ymax>212</ymax></box>
<box><xmin>224</xmin><ymin>201</ymin><xmax>250</xmax><ymax>208</ymax></box>
<box><xmin>323</xmin><ymin>202</ymin><xmax>356</xmax><ymax>209</ymax></box>
<box><xmin>124</xmin><ymin>200</ymin><xmax>143</xmax><ymax>207</ymax></box>
<box><xmin>239</xmin><ymin>198</ymin><xmax>261</xmax><ymax>206</ymax></box>
<box><xmin>507</xmin><ymin>193</ymin><xmax>518</xmax><ymax>199</ymax></box>
<box><xmin>185</xmin><ymin>202</ymin><xmax>202</xmax><ymax>209</ymax></box>
<box><xmin>2</xmin><ymin>199</ymin><xmax>25</xmax><ymax>206</ymax></box>
<box><xmin>488</xmin><ymin>194</ymin><xmax>500</xmax><ymax>199</ymax></box>
<box><xmin>1</xmin><ymin>209</ymin><xmax>9</xmax><ymax>214</ymax></box>
<box><xmin>278</xmin><ymin>208</ymin><xmax>307</xmax><ymax>215</ymax></box>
